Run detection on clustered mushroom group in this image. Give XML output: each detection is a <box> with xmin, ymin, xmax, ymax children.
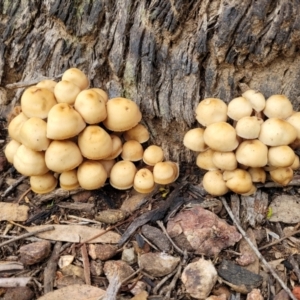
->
<box><xmin>183</xmin><ymin>90</ymin><xmax>300</xmax><ymax>196</ymax></box>
<box><xmin>5</xmin><ymin>68</ymin><xmax>179</xmax><ymax>194</ymax></box>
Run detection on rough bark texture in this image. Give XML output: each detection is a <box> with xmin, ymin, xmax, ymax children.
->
<box><xmin>1</xmin><ymin>0</ymin><xmax>300</xmax><ymax>161</ymax></box>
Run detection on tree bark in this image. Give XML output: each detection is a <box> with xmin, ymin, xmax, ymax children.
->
<box><xmin>1</xmin><ymin>0</ymin><xmax>300</xmax><ymax>161</ymax></box>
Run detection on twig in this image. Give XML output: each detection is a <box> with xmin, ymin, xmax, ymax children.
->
<box><xmin>121</xmin><ymin>268</ymin><xmax>142</xmax><ymax>285</ymax></box>
<box><xmin>101</xmin><ymin>272</ymin><xmax>122</xmax><ymax>300</ymax></box>
<box><xmin>1</xmin><ymin>175</ymin><xmax>27</xmax><ymax>197</ymax></box>
<box><xmin>81</xmin><ymin>243</ymin><xmax>91</xmax><ymax>285</ymax></box>
<box><xmin>17</xmin><ymin>187</ymin><xmax>31</xmax><ymax>203</ymax></box>
<box><xmin>220</xmin><ymin>197</ymin><xmax>297</xmax><ymax>300</ymax></box>
<box><xmin>0</xmin><ymin>226</ymin><xmax>55</xmax><ymax>247</ymax></box>
<box><xmin>68</xmin><ymin>215</ymin><xmax>103</xmax><ymax>225</ymax></box>
<box><xmin>153</xmin><ymin>268</ymin><xmax>178</xmax><ymax>294</ymax></box>
<box><xmin>163</xmin><ymin>263</ymin><xmax>182</xmax><ymax>299</ymax></box>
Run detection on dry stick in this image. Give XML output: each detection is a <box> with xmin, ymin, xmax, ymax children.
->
<box><xmin>0</xmin><ymin>226</ymin><xmax>55</xmax><ymax>247</ymax></box>
<box><xmin>1</xmin><ymin>175</ymin><xmax>27</xmax><ymax>197</ymax></box>
<box><xmin>17</xmin><ymin>187</ymin><xmax>31</xmax><ymax>203</ymax></box>
<box><xmin>163</xmin><ymin>264</ymin><xmax>182</xmax><ymax>299</ymax></box>
<box><xmin>153</xmin><ymin>268</ymin><xmax>178</xmax><ymax>294</ymax></box>
<box><xmin>81</xmin><ymin>243</ymin><xmax>91</xmax><ymax>285</ymax></box>
<box><xmin>220</xmin><ymin>197</ymin><xmax>297</xmax><ymax>300</ymax></box>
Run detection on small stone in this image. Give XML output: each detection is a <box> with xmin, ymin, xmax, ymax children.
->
<box><xmin>138</xmin><ymin>252</ymin><xmax>180</xmax><ymax>277</ymax></box>
<box><xmin>181</xmin><ymin>258</ymin><xmax>218</xmax><ymax>299</ymax></box>
<box><xmin>246</xmin><ymin>289</ymin><xmax>264</xmax><ymax>300</ymax></box>
<box><xmin>19</xmin><ymin>240</ymin><xmax>51</xmax><ymax>265</ymax></box>
<box><xmin>56</xmin><ymin>275</ymin><xmax>85</xmax><ymax>289</ymax></box>
<box><xmin>121</xmin><ymin>191</ymin><xmax>148</xmax><ymax>213</ymax></box>
<box><xmin>95</xmin><ymin>209</ymin><xmax>127</xmax><ymax>224</ymax></box>
<box><xmin>58</xmin><ymin>255</ymin><xmax>74</xmax><ymax>269</ymax></box>
<box><xmin>3</xmin><ymin>287</ymin><xmax>34</xmax><ymax>300</ymax></box>
<box><xmin>129</xmin><ymin>281</ymin><xmax>147</xmax><ymax>296</ymax></box>
<box><xmin>130</xmin><ymin>290</ymin><xmax>148</xmax><ymax>300</ymax></box>
<box><xmin>60</xmin><ymin>264</ymin><xmax>85</xmax><ymax>280</ymax></box>
<box><xmin>104</xmin><ymin>260</ymin><xmax>134</xmax><ymax>282</ymax></box>
<box><xmin>122</xmin><ymin>248</ymin><xmax>137</xmax><ymax>265</ymax></box>
<box><xmin>141</xmin><ymin>225</ymin><xmax>171</xmax><ymax>252</ymax></box>
<box><xmin>90</xmin><ymin>260</ymin><xmax>103</xmax><ymax>276</ymax></box>
<box><xmin>88</xmin><ymin>244</ymin><xmax>118</xmax><ymax>260</ymax></box>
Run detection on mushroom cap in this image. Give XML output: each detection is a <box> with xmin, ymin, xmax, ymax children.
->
<box><xmin>183</xmin><ymin>128</ymin><xmax>208</xmax><ymax>152</ymax></box>
<box><xmin>21</xmin><ymin>86</ymin><xmax>57</xmax><ymax>119</ymax></box>
<box><xmin>45</xmin><ymin>140</ymin><xmax>83</xmax><ymax>173</ymax></box>
<box><xmin>263</xmin><ymin>94</ymin><xmax>293</xmax><ymax>119</ymax></box>
<box><xmin>133</xmin><ymin>168</ymin><xmax>155</xmax><ymax>193</ymax></box>
<box><xmin>54</xmin><ymin>80</ymin><xmax>81</xmax><ymax>105</ymax></box>
<box><xmin>99</xmin><ymin>159</ymin><xmax>116</xmax><ymax>177</ymax></box>
<box><xmin>153</xmin><ymin>161</ymin><xmax>177</xmax><ymax>185</ymax></box>
<box><xmin>78</xmin><ymin>126</ymin><xmax>113</xmax><ymax>160</ymax></box>
<box><xmin>121</xmin><ymin>140</ymin><xmax>144</xmax><ymax>161</ymax></box>
<box><xmin>235</xmin><ymin>139</ymin><xmax>268</xmax><ymax>168</ymax></box>
<box><xmin>241</xmin><ymin>184</ymin><xmax>257</xmax><ymax>196</ymax></box>
<box><xmin>227</xmin><ymin>97</ymin><xmax>253</xmax><ymax>121</ymax></box>
<box><xmin>291</xmin><ymin>155</ymin><xmax>300</xmax><ymax>170</ymax></box>
<box><xmin>103</xmin><ymin>97</ymin><xmax>142</xmax><ymax>131</ymax></box>
<box><xmin>143</xmin><ymin>145</ymin><xmax>164</xmax><ymax>166</ymax></box>
<box><xmin>77</xmin><ymin>160</ymin><xmax>108</xmax><ymax>190</ymax></box>
<box><xmin>4</xmin><ymin>139</ymin><xmax>21</xmax><ymax>164</ymax></box>
<box><xmin>36</xmin><ymin>80</ymin><xmax>57</xmax><ymax>93</ymax></box>
<box><xmin>242</xmin><ymin>89</ymin><xmax>266</xmax><ymax>112</ymax></box>
<box><xmin>223</xmin><ymin>169</ymin><xmax>253</xmax><ymax>194</ymax></box>
<box><xmin>202</xmin><ymin>170</ymin><xmax>229</xmax><ymax>196</ymax></box>
<box><xmin>123</xmin><ymin>124</ymin><xmax>150</xmax><ymax>143</ymax></box>
<box><xmin>110</xmin><ymin>160</ymin><xmax>137</xmax><ymax>190</ymax></box>
<box><xmin>89</xmin><ymin>88</ymin><xmax>108</xmax><ymax>103</ymax></box>
<box><xmin>59</xmin><ymin>169</ymin><xmax>80</xmax><ymax>190</ymax></box>
<box><xmin>268</xmin><ymin>145</ymin><xmax>295</xmax><ymax>168</ymax></box>
<box><xmin>195</xmin><ymin>98</ymin><xmax>227</xmax><ymax>126</ymax></box>
<box><xmin>287</xmin><ymin>112</ymin><xmax>300</xmax><ymax>139</ymax></box>
<box><xmin>258</xmin><ymin>118</ymin><xmax>297</xmax><ymax>146</ymax></box>
<box><xmin>196</xmin><ymin>149</ymin><xmax>217</xmax><ymax>171</ymax></box>
<box><xmin>203</xmin><ymin>122</ymin><xmax>239</xmax><ymax>152</ymax></box>
<box><xmin>269</xmin><ymin>167</ymin><xmax>293</xmax><ymax>186</ymax></box>
<box><xmin>248</xmin><ymin>167</ymin><xmax>266</xmax><ymax>183</ymax></box>
<box><xmin>20</xmin><ymin>117</ymin><xmax>50</xmax><ymax>151</ymax></box>
<box><xmin>61</xmin><ymin>68</ymin><xmax>89</xmax><ymax>90</ymax></box>
<box><xmin>165</xmin><ymin>161</ymin><xmax>180</xmax><ymax>182</ymax></box>
<box><xmin>212</xmin><ymin>151</ymin><xmax>237</xmax><ymax>171</ymax></box>
<box><xmin>8</xmin><ymin>112</ymin><xmax>29</xmax><ymax>143</ymax></box>
<box><xmin>235</xmin><ymin>116</ymin><xmax>263</xmax><ymax>139</ymax></box>
<box><xmin>74</xmin><ymin>89</ymin><xmax>107</xmax><ymax>124</ymax></box>
<box><xmin>14</xmin><ymin>145</ymin><xmax>49</xmax><ymax>176</ymax></box>
<box><xmin>104</xmin><ymin>135</ymin><xmax>123</xmax><ymax>160</ymax></box>
<box><xmin>30</xmin><ymin>172</ymin><xmax>57</xmax><ymax>194</ymax></box>
<box><xmin>46</xmin><ymin>103</ymin><xmax>86</xmax><ymax>140</ymax></box>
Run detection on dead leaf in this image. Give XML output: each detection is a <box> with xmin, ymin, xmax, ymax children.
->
<box><xmin>0</xmin><ymin>203</ymin><xmax>29</xmax><ymax>221</ymax></box>
<box><xmin>25</xmin><ymin>225</ymin><xmax>120</xmax><ymax>244</ymax></box>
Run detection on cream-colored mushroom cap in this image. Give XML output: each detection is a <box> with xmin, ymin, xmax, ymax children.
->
<box><xmin>59</xmin><ymin>169</ymin><xmax>80</xmax><ymax>190</ymax></box>
<box><xmin>74</xmin><ymin>89</ymin><xmax>107</xmax><ymax>124</ymax></box>
<box><xmin>8</xmin><ymin>112</ymin><xmax>29</xmax><ymax>143</ymax></box>
<box><xmin>89</xmin><ymin>88</ymin><xmax>108</xmax><ymax>103</ymax></box>
<box><xmin>133</xmin><ymin>168</ymin><xmax>155</xmax><ymax>193</ymax></box>
<box><xmin>248</xmin><ymin>167</ymin><xmax>266</xmax><ymax>183</ymax></box>
<box><xmin>165</xmin><ymin>161</ymin><xmax>180</xmax><ymax>182</ymax></box>
<box><xmin>291</xmin><ymin>155</ymin><xmax>300</xmax><ymax>170</ymax></box>
<box><xmin>241</xmin><ymin>184</ymin><xmax>257</xmax><ymax>196</ymax></box>
<box><xmin>196</xmin><ymin>149</ymin><xmax>217</xmax><ymax>171</ymax></box>
<box><xmin>21</xmin><ymin>86</ymin><xmax>57</xmax><ymax>119</ymax></box>
<box><xmin>14</xmin><ymin>145</ymin><xmax>49</xmax><ymax>176</ymax></box>
<box><xmin>287</xmin><ymin>112</ymin><xmax>300</xmax><ymax>139</ymax></box>
<box><xmin>54</xmin><ymin>80</ymin><xmax>81</xmax><ymax>105</ymax></box>
<box><xmin>258</xmin><ymin>118</ymin><xmax>297</xmax><ymax>146</ymax></box>
<box><xmin>227</xmin><ymin>97</ymin><xmax>253</xmax><ymax>121</ymax></box>
<box><xmin>270</xmin><ymin>167</ymin><xmax>293</xmax><ymax>186</ymax></box>
<box><xmin>45</xmin><ymin>140</ymin><xmax>83</xmax><ymax>173</ymax></box>
<box><xmin>20</xmin><ymin>117</ymin><xmax>50</xmax><ymax>151</ymax></box>
<box><xmin>47</xmin><ymin>103</ymin><xmax>86</xmax><ymax>140</ymax></box>
<box><xmin>263</xmin><ymin>94</ymin><xmax>293</xmax><ymax>119</ymax></box>
<box><xmin>153</xmin><ymin>162</ymin><xmax>177</xmax><ymax>185</ymax></box>
<box><xmin>4</xmin><ymin>139</ymin><xmax>21</xmax><ymax>164</ymax></box>
<box><xmin>183</xmin><ymin>128</ymin><xmax>207</xmax><ymax>152</ymax></box>
<box><xmin>143</xmin><ymin>145</ymin><xmax>164</xmax><ymax>166</ymax></box>
<box><xmin>223</xmin><ymin>169</ymin><xmax>253</xmax><ymax>194</ymax></box>
<box><xmin>268</xmin><ymin>145</ymin><xmax>295</xmax><ymax>168</ymax></box>
<box><xmin>203</xmin><ymin>122</ymin><xmax>239</xmax><ymax>152</ymax></box>
<box><xmin>123</xmin><ymin>124</ymin><xmax>150</xmax><ymax>144</ymax></box>
<box><xmin>212</xmin><ymin>151</ymin><xmax>237</xmax><ymax>171</ymax></box>
<box><xmin>242</xmin><ymin>89</ymin><xmax>266</xmax><ymax>112</ymax></box>
<box><xmin>99</xmin><ymin>159</ymin><xmax>116</xmax><ymax>178</ymax></box>
<box><xmin>77</xmin><ymin>160</ymin><xmax>107</xmax><ymax>190</ymax></box>
<box><xmin>78</xmin><ymin>126</ymin><xmax>113</xmax><ymax>160</ymax></box>
<box><xmin>235</xmin><ymin>116</ymin><xmax>263</xmax><ymax>139</ymax></box>
<box><xmin>105</xmin><ymin>135</ymin><xmax>123</xmax><ymax>160</ymax></box>
<box><xmin>61</xmin><ymin>68</ymin><xmax>89</xmax><ymax>90</ymax></box>
<box><xmin>202</xmin><ymin>170</ymin><xmax>229</xmax><ymax>196</ymax></box>
<box><xmin>121</xmin><ymin>140</ymin><xmax>144</xmax><ymax>161</ymax></box>
<box><xmin>30</xmin><ymin>172</ymin><xmax>57</xmax><ymax>194</ymax></box>
<box><xmin>36</xmin><ymin>80</ymin><xmax>57</xmax><ymax>93</ymax></box>
<box><xmin>235</xmin><ymin>140</ymin><xmax>268</xmax><ymax>168</ymax></box>
<box><xmin>103</xmin><ymin>97</ymin><xmax>142</xmax><ymax>131</ymax></box>
<box><xmin>195</xmin><ymin>98</ymin><xmax>227</xmax><ymax>126</ymax></box>
<box><xmin>110</xmin><ymin>160</ymin><xmax>137</xmax><ymax>190</ymax></box>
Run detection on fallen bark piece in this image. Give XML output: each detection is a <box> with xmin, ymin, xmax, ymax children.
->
<box><xmin>141</xmin><ymin>224</ymin><xmax>171</xmax><ymax>252</ymax></box>
<box><xmin>19</xmin><ymin>240</ymin><xmax>51</xmax><ymax>265</ymax></box>
<box><xmin>246</xmin><ymin>289</ymin><xmax>264</xmax><ymax>300</ymax></box>
<box><xmin>120</xmin><ymin>190</ymin><xmax>150</xmax><ymax>213</ymax></box>
<box><xmin>0</xmin><ymin>203</ymin><xmax>29</xmax><ymax>221</ymax></box>
<box><xmin>3</xmin><ymin>286</ymin><xmax>34</xmax><ymax>300</ymax></box>
<box><xmin>218</xmin><ymin>260</ymin><xmax>263</xmax><ymax>294</ymax></box>
<box><xmin>181</xmin><ymin>258</ymin><xmax>217</xmax><ymax>299</ymax></box>
<box><xmin>0</xmin><ymin>277</ymin><xmax>31</xmax><ymax>288</ymax></box>
<box><xmin>138</xmin><ymin>252</ymin><xmax>180</xmax><ymax>277</ymax></box>
<box><xmin>25</xmin><ymin>225</ymin><xmax>121</xmax><ymax>243</ymax></box>
<box><xmin>104</xmin><ymin>260</ymin><xmax>135</xmax><ymax>283</ymax></box>
<box><xmin>268</xmin><ymin>195</ymin><xmax>300</xmax><ymax>223</ymax></box>
<box><xmin>95</xmin><ymin>209</ymin><xmax>127</xmax><ymax>224</ymax></box>
<box><xmin>167</xmin><ymin>206</ymin><xmax>242</xmax><ymax>256</ymax></box>
<box><xmin>37</xmin><ymin>284</ymin><xmax>105</xmax><ymax>300</ymax></box>
<box><xmin>58</xmin><ymin>202</ymin><xmax>94</xmax><ymax>212</ymax></box>
<box><xmin>88</xmin><ymin>244</ymin><xmax>118</xmax><ymax>260</ymax></box>
<box><xmin>61</xmin><ymin>264</ymin><xmax>85</xmax><ymax>281</ymax></box>
<box><xmin>0</xmin><ymin>261</ymin><xmax>24</xmax><ymax>274</ymax></box>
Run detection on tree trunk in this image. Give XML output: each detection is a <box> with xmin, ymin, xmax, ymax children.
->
<box><xmin>1</xmin><ymin>0</ymin><xmax>300</xmax><ymax>161</ymax></box>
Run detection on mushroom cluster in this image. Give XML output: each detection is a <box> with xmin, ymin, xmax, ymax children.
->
<box><xmin>5</xmin><ymin>68</ymin><xmax>179</xmax><ymax>194</ymax></box>
<box><xmin>183</xmin><ymin>91</ymin><xmax>300</xmax><ymax>196</ymax></box>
